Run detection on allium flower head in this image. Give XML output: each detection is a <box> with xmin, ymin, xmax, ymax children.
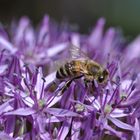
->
<box><xmin>0</xmin><ymin>15</ymin><xmax>140</xmax><ymax>140</ymax></box>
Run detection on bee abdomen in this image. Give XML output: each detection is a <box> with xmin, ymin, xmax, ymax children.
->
<box><xmin>56</xmin><ymin>62</ymin><xmax>74</xmax><ymax>79</ymax></box>
<box><xmin>56</xmin><ymin>67</ymin><xmax>66</xmax><ymax>79</ymax></box>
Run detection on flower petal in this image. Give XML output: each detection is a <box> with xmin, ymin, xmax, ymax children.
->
<box><xmin>0</xmin><ymin>99</ymin><xmax>14</xmax><ymax>115</ymax></box>
<box><xmin>0</xmin><ymin>132</ymin><xmax>14</xmax><ymax>140</ymax></box>
<box><xmin>46</xmin><ymin>93</ymin><xmax>62</xmax><ymax>108</ymax></box>
<box><xmin>4</xmin><ymin>108</ymin><xmax>36</xmax><ymax>116</ymax></box>
<box><xmin>133</xmin><ymin>118</ymin><xmax>140</xmax><ymax>140</ymax></box>
<box><xmin>71</xmin><ymin>120</ymin><xmax>81</xmax><ymax>140</ymax></box>
<box><xmin>47</xmin><ymin>43</ymin><xmax>68</xmax><ymax>57</ymax></box>
<box><xmin>20</xmin><ymin>92</ymin><xmax>34</xmax><ymax>107</ymax></box>
<box><xmin>46</xmin><ymin>116</ymin><xmax>63</xmax><ymax>123</ymax></box>
<box><xmin>40</xmin><ymin>132</ymin><xmax>51</xmax><ymax>140</ymax></box>
<box><xmin>104</xmin><ymin>124</ymin><xmax>126</xmax><ymax>140</ymax></box>
<box><xmin>88</xmin><ymin>18</ymin><xmax>105</xmax><ymax>47</ymax></box>
<box><xmin>57</xmin><ymin>119</ymin><xmax>72</xmax><ymax>140</ymax></box>
<box><xmin>45</xmin><ymin>108</ymin><xmax>81</xmax><ymax>117</ymax></box>
<box><xmin>0</xmin><ymin>36</ymin><xmax>17</xmax><ymax>53</ymax></box>
<box><xmin>126</xmin><ymin>36</ymin><xmax>140</xmax><ymax>60</ymax></box>
<box><xmin>0</xmin><ymin>65</ymin><xmax>7</xmax><ymax>74</ymax></box>
<box><xmin>108</xmin><ymin>116</ymin><xmax>135</xmax><ymax>131</ymax></box>
<box><xmin>45</xmin><ymin>71</ymin><xmax>56</xmax><ymax>88</ymax></box>
<box><xmin>110</xmin><ymin>108</ymin><xmax>130</xmax><ymax>118</ymax></box>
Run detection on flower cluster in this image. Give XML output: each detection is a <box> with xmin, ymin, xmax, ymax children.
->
<box><xmin>0</xmin><ymin>15</ymin><xmax>140</xmax><ymax>140</ymax></box>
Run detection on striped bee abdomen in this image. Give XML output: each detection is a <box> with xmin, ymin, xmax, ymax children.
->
<box><xmin>56</xmin><ymin>61</ymin><xmax>76</xmax><ymax>79</ymax></box>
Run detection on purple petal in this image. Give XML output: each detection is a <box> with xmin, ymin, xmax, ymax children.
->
<box><xmin>102</xmin><ymin>27</ymin><xmax>115</xmax><ymax>55</ymax></box>
<box><xmin>40</xmin><ymin>133</ymin><xmax>51</xmax><ymax>140</ymax></box>
<box><xmin>126</xmin><ymin>36</ymin><xmax>140</xmax><ymax>60</ymax></box>
<box><xmin>104</xmin><ymin>124</ymin><xmax>126</xmax><ymax>140</ymax></box>
<box><xmin>110</xmin><ymin>108</ymin><xmax>130</xmax><ymax>118</ymax></box>
<box><xmin>46</xmin><ymin>93</ymin><xmax>62</xmax><ymax>108</ymax></box>
<box><xmin>36</xmin><ymin>114</ymin><xmax>48</xmax><ymax>135</ymax></box>
<box><xmin>0</xmin><ymin>65</ymin><xmax>7</xmax><ymax>74</ymax></box>
<box><xmin>92</xmin><ymin>98</ymin><xmax>101</xmax><ymax>110</ymax></box>
<box><xmin>6</xmin><ymin>56</ymin><xmax>22</xmax><ymax>87</ymax></box>
<box><xmin>34</xmin><ymin>67</ymin><xmax>44</xmax><ymax>99</ymax></box>
<box><xmin>88</xmin><ymin>18</ymin><xmax>105</xmax><ymax>47</ymax></box>
<box><xmin>71</xmin><ymin>120</ymin><xmax>81</xmax><ymax>140</ymax></box>
<box><xmin>0</xmin><ymin>99</ymin><xmax>14</xmax><ymax>115</ymax></box>
<box><xmin>46</xmin><ymin>116</ymin><xmax>63</xmax><ymax>123</ymax></box>
<box><xmin>0</xmin><ymin>25</ymin><xmax>9</xmax><ymax>40</ymax></box>
<box><xmin>4</xmin><ymin>108</ymin><xmax>36</xmax><ymax>116</ymax></box>
<box><xmin>5</xmin><ymin>116</ymin><xmax>15</xmax><ymax>137</ymax></box>
<box><xmin>45</xmin><ymin>71</ymin><xmax>56</xmax><ymax>88</ymax></box>
<box><xmin>14</xmin><ymin>17</ymin><xmax>30</xmax><ymax>44</ymax></box>
<box><xmin>37</xmin><ymin>15</ymin><xmax>49</xmax><ymax>45</ymax></box>
<box><xmin>133</xmin><ymin>118</ymin><xmax>140</xmax><ymax>140</ymax></box>
<box><xmin>23</xmin><ymin>26</ymin><xmax>35</xmax><ymax>49</ymax></box>
<box><xmin>0</xmin><ymin>77</ymin><xmax>4</xmax><ymax>93</ymax></box>
<box><xmin>57</xmin><ymin>118</ymin><xmax>72</xmax><ymax>140</ymax></box>
<box><xmin>0</xmin><ymin>36</ymin><xmax>17</xmax><ymax>53</ymax></box>
<box><xmin>108</xmin><ymin>116</ymin><xmax>135</xmax><ymax>131</ymax></box>
<box><xmin>45</xmin><ymin>108</ymin><xmax>81</xmax><ymax>117</ymax></box>
<box><xmin>121</xmin><ymin>80</ymin><xmax>132</xmax><ymax>90</ymax></box>
<box><xmin>0</xmin><ymin>132</ymin><xmax>14</xmax><ymax>140</ymax></box>
<box><xmin>46</xmin><ymin>43</ymin><xmax>68</xmax><ymax>57</ymax></box>
<box><xmin>132</xmin><ymin>118</ymin><xmax>140</xmax><ymax>140</ymax></box>
<box><xmin>20</xmin><ymin>91</ymin><xmax>34</xmax><ymax>107</ymax></box>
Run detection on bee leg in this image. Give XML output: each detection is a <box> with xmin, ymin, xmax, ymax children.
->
<box><xmin>61</xmin><ymin>80</ymin><xmax>72</xmax><ymax>93</ymax></box>
<box><xmin>84</xmin><ymin>79</ymin><xmax>89</xmax><ymax>88</ymax></box>
<box><xmin>61</xmin><ymin>75</ymin><xmax>84</xmax><ymax>93</ymax></box>
<box><xmin>92</xmin><ymin>81</ymin><xmax>96</xmax><ymax>92</ymax></box>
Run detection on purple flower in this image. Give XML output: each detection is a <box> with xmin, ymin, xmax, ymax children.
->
<box><xmin>0</xmin><ymin>15</ymin><xmax>140</xmax><ymax>140</ymax></box>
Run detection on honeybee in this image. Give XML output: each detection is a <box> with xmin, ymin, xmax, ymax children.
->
<box><xmin>56</xmin><ymin>59</ymin><xmax>108</xmax><ymax>83</ymax></box>
<box><xmin>56</xmin><ymin>44</ymin><xmax>109</xmax><ymax>92</ymax></box>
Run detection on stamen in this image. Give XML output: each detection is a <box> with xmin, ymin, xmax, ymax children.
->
<box><xmin>0</xmin><ymin>49</ymin><xmax>6</xmax><ymax>63</ymax></box>
<box><xmin>102</xmin><ymin>89</ymin><xmax>109</xmax><ymax>110</ymax></box>
<box><xmin>125</xmin><ymin>83</ymin><xmax>136</xmax><ymax>100</ymax></box>
<box><xmin>40</xmin><ymin>77</ymin><xmax>46</xmax><ymax>99</ymax></box>
<box><xmin>108</xmin><ymin>84</ymin><xmax>119</xmax><ymax>105</ymax></box>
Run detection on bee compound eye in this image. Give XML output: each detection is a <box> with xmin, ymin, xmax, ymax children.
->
<box><xmin>98</xmin><ymin>76</ymin><xmax>104</xmax><ymax>83</ymax></box>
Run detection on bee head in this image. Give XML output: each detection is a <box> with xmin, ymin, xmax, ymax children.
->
<box><xmin>97</xmin><ymin>69</ymin><xmax>109</xmax><ymax>83</ymax></box>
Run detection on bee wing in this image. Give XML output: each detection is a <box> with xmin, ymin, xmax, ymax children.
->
<box><xmin>69</xmin><ymin>44</ymin><xmax>89</xmax><ymax>60</ymax></box>
<box><xmin>48</xmin><ymin>59</ymin><xmax>66</xmax><ymax>73</ymax></box>
<box><xmin>50</xmin><ymin>44</ymin><xmax>89</xmax><ymax>73</ymax></box>
<box><xmin>54</xmin><ymin>59</ymin><xmax>68</xmax><ymax>69</ymax></box>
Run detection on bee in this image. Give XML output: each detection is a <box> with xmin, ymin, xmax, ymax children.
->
<box><xmin>56</xmin><ymin>44</ymin><xmax>109</xmax><ymax>92</ymax></box>
<box><xmin>56</xmin><ymin>59</ymin><xmax>108</xmax><ymax>83</ymax></box>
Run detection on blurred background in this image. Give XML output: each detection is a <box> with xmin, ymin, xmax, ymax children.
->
<box><xmin>0</xmin><ymin>0</ymin><xmax>140</xmax><ymax>39</ymax></box>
